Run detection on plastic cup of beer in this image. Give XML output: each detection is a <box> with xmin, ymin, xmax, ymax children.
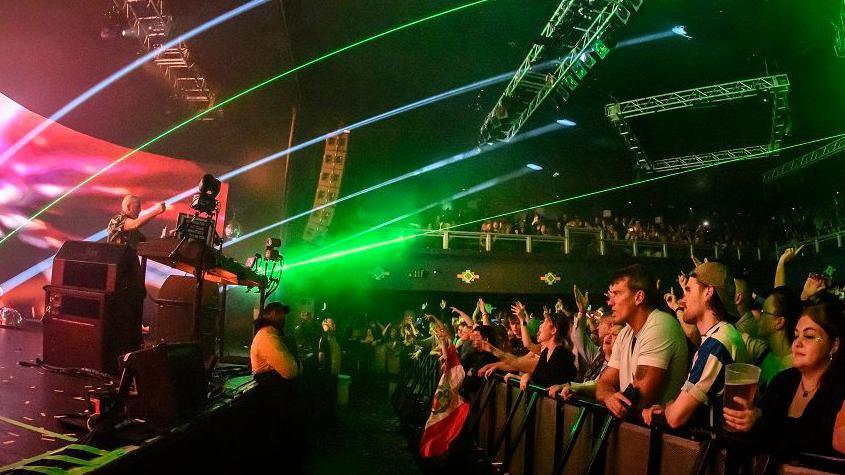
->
<box><xmin>723</xmin><ymin>363</ymin><xmax>761</xmax><ymax>431</ymax></box>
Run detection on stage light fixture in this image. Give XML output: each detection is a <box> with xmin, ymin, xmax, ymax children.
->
<box><xmin>190</xmin><ymin>174</ymin><xmax>221</xmax><ymax>215</ymax></box>
<box><xmin>556</xmin><ymin>119</ymin><xmax>576</xmax><ymax>126</ymax></box>
<box><xmin>526</xmin><ymin>163</ymin><xmax>543</xmax><ymax>171</ymax></box>
<box><xmin>593</xmin><ymin>39</ymin><xmax>611</xmax><ymax>58</ymax></box>
<box><xmin>672</xmin><ymin>25</ymin><xmax>692</xmax><ymax>39</ymax></box>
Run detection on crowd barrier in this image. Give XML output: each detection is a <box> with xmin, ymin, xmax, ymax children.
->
<box><xmin>394</xmin><ymin>354</ymin><xmax>845</xmax><ymax>475</ymax></box>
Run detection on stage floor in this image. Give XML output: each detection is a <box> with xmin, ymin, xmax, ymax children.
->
<box><xmin>0</xmin><ymin>322</ymin><xmax>99</xmax><ymax>467</ymax></box>
<box><xmin>0</xmin><ymin>321</ymin><xmax>257</xmax><ymax>473</ymax></box>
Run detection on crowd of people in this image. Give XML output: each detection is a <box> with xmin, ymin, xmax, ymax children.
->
<box><xmin>388</xmin><ymin>249</ymin><xmax>845</xmax><ymax>462</ymax></box>
<box><xmin>427</xmin><ymin>199</ymin><xmax>845</xmax><ymax>249</ymax></box>
<box><xmin>247</xmin><ymin>245</ymin><xmax>845</xmax><ymax>467</ymax></box>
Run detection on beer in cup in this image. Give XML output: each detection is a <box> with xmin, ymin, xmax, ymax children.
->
<box><xmin>723</xmin><ymin>363</ymin><xmax>761</xmax><ymax>431</ymax></box>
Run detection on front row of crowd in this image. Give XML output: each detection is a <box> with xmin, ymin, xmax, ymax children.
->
<box><xmin>247</xmin><ymin>248</ymin><xmax>845</xmax><ymax>460</ymax></box>
<box><xmin>412</xmin><ymin>252</ymin><xmax>845</xmax><ymax>459</ymax></box>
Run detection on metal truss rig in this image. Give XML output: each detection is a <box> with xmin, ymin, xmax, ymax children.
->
<box><xmin>605</xmin><ymin>74</ymin><xmax>790</xmax><ymax>173</ymax></box>
<box><xmin>762</xmin><ymin>136</ymin><xmax>845</xmax><ymax>183</ymax></box>
<box><xmin>478</xmin><ymin>0</ymin><xmax>644</xmax><ymax>144</ymax></box>
<box><xmin>114</xmin><ymin>0</ymin><xmax>217</xmax><ymax>119</ymax></box>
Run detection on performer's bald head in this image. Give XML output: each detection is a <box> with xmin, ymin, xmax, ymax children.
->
<box><xmin>122</xmin><ymin>195</ymin><xmax>141</xmax><ymax>219</ymax></box>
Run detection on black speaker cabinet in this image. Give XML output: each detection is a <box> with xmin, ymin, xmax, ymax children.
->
<box><xmin>43</xmin><ymin>286</ymin><xmax>142</xmax><ymax>374</ymax></box>
<box><xmin>52</xmin><ymin>241</ymin><xmax>144</xmax><ymax>293</ymax></box>
<box><xmin>119</xmin><ymin>343</ymin><xmax>208</xmax><ymax>425</ymax></box>
<box><xmin>152</xmin><ymin>275</ymin><xmax>219</xmax><ymax>356</ymax></box>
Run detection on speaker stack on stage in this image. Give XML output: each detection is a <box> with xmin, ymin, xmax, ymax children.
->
<box><xmin>43</xmin><ymin>241</ymin><xmax>146</xmax><ymax>374</ymax></box>
<box><xmin>152</xmin><ymin>275</ymin><xmax>220</xmax><ymax>359</ymax></box>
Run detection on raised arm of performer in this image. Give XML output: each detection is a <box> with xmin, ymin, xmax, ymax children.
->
<box><xmin>107</xmin><ymin>195</ymin><xmax>166</xmax><ymax>246</ymax></box>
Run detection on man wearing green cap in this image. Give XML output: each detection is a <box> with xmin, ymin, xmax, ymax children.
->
<box><xmin>643</xmin><ymin>262</ymin><xmax>749</xmax><ymax>429</ymax></box>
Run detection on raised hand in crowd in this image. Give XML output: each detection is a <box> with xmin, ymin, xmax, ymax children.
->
<box><xmin>555</xmin><ymin>298</ymin><xmax>565</xmax><ymax>314</ymax></box>
<box><xmin>663</xmin><ymin>287</ymin><xmax>680</xmax><ymax>313</ymax></box>
<box><xmin>801</xmin><ymin>273</ymin><xmax>829</xmax><ymax>301</ymax></box>
<box><xmin>511</xmin><ymin>301</ymin><xmax>528</xmax><ymax>322</ymax></box>
<box><xmin>450</xmin><ymin>306</ymin><xmax>473</xmax><ymax>326</ymax></box>
<box><xmin>775</xmin><ymin>245</ymin><xmax>805</xmax><ymax>287</ymax></box>
<box><xmin>779</xmin><ymin>244</ymin><xmax>806</xmax><ymax>265</ymax></box>
<box><xmin>677</xmin><ymin>271</ymin><xmax>688</xmax><ymax>289</ymax></box>
<box><xmin>574</xmin><ymin>284</ymin><xmax>589</xmax><ymax>314</ymax></box>
<box><xmin>478</xmin><ymin>297</ymin><xmax>491</xmax><ymax>325</ymax></box>
<box><xmin>440</xmin><ymin>299</ymin><xmax>447</xmax><ymax>310</ymax></box>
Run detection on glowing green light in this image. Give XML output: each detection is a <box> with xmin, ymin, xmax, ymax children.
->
<box><xmin>572</xmin><ymin>61</ymin><xmax>587</xmax><ymax>80</ymax></box>
<box><xmin>284</xmin><ymin>234</ymin><xmax>419</xmax><ymax>270</ymax></box>
<box><xmin>281</xmin><ymin>132</ymin><xmax>845</xmax><ymax>270</ymax></box>
<box><xmin>0</xmin><ymin>0</ymin><xmax>493</xmax><ymax>248</ymax></box>
<box><xmin>594</xmin><ymin>39</ymin><xmax>610</xmax><ymax>59</ymax></box>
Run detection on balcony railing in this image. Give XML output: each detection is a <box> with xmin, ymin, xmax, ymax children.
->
<box><xmin>418</xmin><ymin>228</ymin><xmax>773</xmax><ymax>262</ymax></box>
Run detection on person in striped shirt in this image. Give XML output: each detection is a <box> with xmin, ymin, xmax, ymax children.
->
<box><xmin>642</xmin><ymin>262</ymin><xmax>749</xmax><ymax>429</ymax></box>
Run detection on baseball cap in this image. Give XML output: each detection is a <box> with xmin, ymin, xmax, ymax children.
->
<box><xmin>691</xmin><ymin>262</ymin><xmax>739</xmax><ymax>318</ymax></box>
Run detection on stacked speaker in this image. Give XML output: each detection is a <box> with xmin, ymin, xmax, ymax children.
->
<box><xmin>43</xmin><ymin>241</ymin><xmax>146</xmax><ymax>374</ymax></box>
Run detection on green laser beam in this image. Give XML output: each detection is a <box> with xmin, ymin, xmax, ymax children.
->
<box><xmin>0</xmin><ymin>0</ymin><xmax>494</xmax><ymax>248</ymax></box>
<box><xmin>282</xmin><ymin>132</ymin><xmax>845</xmax><ymax>270</ymax></box>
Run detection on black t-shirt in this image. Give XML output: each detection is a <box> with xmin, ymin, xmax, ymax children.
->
<box><xmin>754</xmin><ymin>367</ymin><xmax>845</xmax><ymax>457</ymax></box>
<box><xmin>532</xmin><ymin>346</ymin><xmax>577</xmax><ymax>388</ymax></box>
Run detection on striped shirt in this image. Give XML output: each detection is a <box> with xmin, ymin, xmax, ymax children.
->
<box><xmin>681</xmin><ymin>320</ymin><xmax>749</xmax><ymax>428</ymax></box>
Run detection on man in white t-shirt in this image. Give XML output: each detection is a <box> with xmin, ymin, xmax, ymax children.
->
<box><xmin>596</xmin><ymin>264</ymin><xmax>689</xmax><ymax>418</ymax></box>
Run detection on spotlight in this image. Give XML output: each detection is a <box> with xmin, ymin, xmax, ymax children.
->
<box><xmin>265</xmin><ymin>237</ymin><xmax>282</xmax><ymax>261</ymax></box>
<box><xmin>100</xmin><ymin>5</ymin><xmax>124</xmax><ymax>40</ymax></box>
<box><xmin>190</xmin><ymin>174</ymin><xmax>221</xmax><ymax>215</ymax></box>
<box><xmin>526</xmin><ymin>163</ymin><xmax>543</xmax><ymax>171</ymax></box>
<box><xmin>672</xmin><ymin>25</ymin><xmax>692</xmax><ymax>39</ymax></box>
<box><xmin>593</xmin><ymin>39</ymin><xmax>611</xmax><ymax>59</ymax></box>
<box><xmin>556</xmin><ymin>119</ymin><xmax>576</xmax><ymax>126</ymax></box>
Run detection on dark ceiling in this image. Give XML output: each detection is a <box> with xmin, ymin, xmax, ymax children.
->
<box><xmin>0</xmin><ymin>0</ymin><xmax>842</xmax><ymax>251</ymax></box>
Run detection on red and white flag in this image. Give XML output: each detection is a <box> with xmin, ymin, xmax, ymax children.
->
<box><xmin>419</xmin><ymin>344</ymin><xmax>470</xmax><ymax>458</ymax></box>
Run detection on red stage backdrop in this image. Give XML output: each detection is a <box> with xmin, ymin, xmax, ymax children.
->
<box><xmin>0</xmin><ymin>92</ymin><xmax>228</xmax><ymax>315</ymax></box>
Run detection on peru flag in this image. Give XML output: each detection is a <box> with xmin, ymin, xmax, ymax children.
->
<box><xmin>419</xmin><ymin>344</ymin><xmax>470</xmax><ymax>458</ymax></box>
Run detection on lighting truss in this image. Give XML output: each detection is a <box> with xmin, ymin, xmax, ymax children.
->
<box><xmin>761</xmin><ymin>136</ymin><xmax>845</xmax><ymax>183</ymax></box>
<box><xmin>605</xmin><ymin>74</ymin><xmax>790</xmax><ymax>172</ymax></box>
<box><xmin>478</xmin><ymin>0</ymin><xmax>643</xmax><ymax>144</ymax></box>
<box><xmin>113</xmin><ymin>0</ymin><xmax>217</xmax><ymax>119</ymax></box>
<box><xmin>649</xmin><ymin>146</ymin><xmax>770</xmax><ymax>173</ymax></box>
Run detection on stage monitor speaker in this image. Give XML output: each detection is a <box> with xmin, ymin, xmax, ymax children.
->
<box><xmin>152</xmin><ymin>275</ymin><xmax>219</xmax><ymax>355</ymax></box>
<box><xmin>52</xmin><ymin>241</ymin><xmax>144</xmax><ymax>293</ymax></box>
<box><xmin>118</xmin><ymin>343</ymin><xmax>208</xmax><ymax>425</ymax></box>
<box><xmin>42</xmin><ymin>286</ymin><xmax>143</xmax><ymax>374</ymax></box>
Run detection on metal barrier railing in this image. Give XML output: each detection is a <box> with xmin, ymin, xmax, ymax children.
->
<box><xmin>393</xmin><ymin>354</ymin><xmax>845</xmax><ymax>474</ymax></box>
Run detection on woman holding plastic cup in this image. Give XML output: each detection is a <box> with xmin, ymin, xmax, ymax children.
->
<box><xmin>723</xmin><ymin>297</ymin><xmax>845</xmax><ymax>456</ymax></box>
